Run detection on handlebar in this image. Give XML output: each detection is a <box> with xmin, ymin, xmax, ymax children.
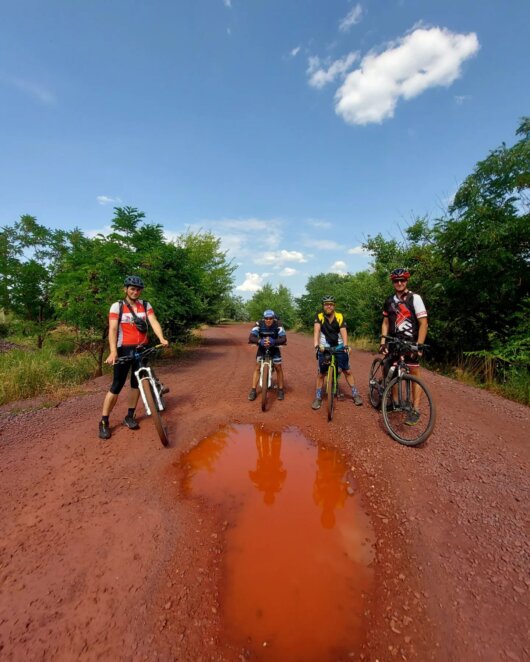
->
<box><xmin>114</xmin><ymin>344</ymin><xmax>167</xmax><ymax>365</ymax></box>
<box><xmin>381</xmin><ymin>335</ymin><xmax>428</xmax><ymax>353</ymax></box>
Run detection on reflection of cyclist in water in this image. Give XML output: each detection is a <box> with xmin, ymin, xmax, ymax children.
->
<box><xmin>312</xmin><ymin>445</ymin><xmax>349</xmax><ymax>529</ymax></box>
<box><xmin>248</xmin><ymin>426</ymin><xmax>287</xmax><ymax>505</ymax></box>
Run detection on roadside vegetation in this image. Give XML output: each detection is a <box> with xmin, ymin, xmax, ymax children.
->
<box><xmin>1</xmin><ymin>118</ymin><xmax>528</xmax><ymax>406</ymax></box>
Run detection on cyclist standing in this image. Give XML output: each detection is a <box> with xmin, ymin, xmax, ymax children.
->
<box><xmin>311</xmin><ymin>296</ymin><xmax>363</xmax><ymax>410</ymax></box>
<box><xmin>380</xmin><ymin>268</ymin><xmax>428</xmax><ymax>425</ymax></box>
<box><xmin>99</xmin><ymin>276</ymin><xmax>169</xmax><ymax>440</ymax></box>
<box><xmin>248</xmin><ymin>310</ymin><xmax>286</xmax><ymax>401</ymax></box>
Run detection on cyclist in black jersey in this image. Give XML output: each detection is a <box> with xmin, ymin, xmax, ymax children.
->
<box><xmin>380</xmin><ymin>268</ymin><xmax>428</xmax><ymax>425</ymax></box>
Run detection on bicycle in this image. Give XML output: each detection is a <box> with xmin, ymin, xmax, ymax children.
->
<box><xmin>115</xmin><ymin>344</ymin><xmax>170</xmax><ymax>446</ymax></box>
<box><xmin>368</xmin><ymin>336</ymin><xmax>436</xmax><ymax>446</ymax></box>
<box><xmin>258</xmin><ymin>346</ymin><xmax>275</xmax><ymax>412</ymax></box>
<box><xmin>319</xmin><ymin>346</ymin><xmax>348</xmax><ymax>422</ymax></box>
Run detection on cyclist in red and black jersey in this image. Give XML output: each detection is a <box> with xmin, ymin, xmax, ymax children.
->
<box><xmin>380</xmin><ymin>268</ymin><xmax>428</xmax><ymax>425</ymax></box>
<box><xmin>98</xmin><ymin>276</ymin><xmax>168</xmax><ymax>440</ymax></box>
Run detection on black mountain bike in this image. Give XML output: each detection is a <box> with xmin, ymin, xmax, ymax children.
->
<box><xmin>368</xmin><ymin>336</ymin><xmax>436</xmax><ymax>446</ymax></box>
<box><xmin>115</xmin><ymin>344</ymin><xmax>170</xmax><ymax>447</ymax></box>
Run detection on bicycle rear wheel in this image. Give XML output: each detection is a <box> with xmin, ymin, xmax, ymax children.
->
<box><xmin>261</xmin><ymin>361</ymin><xmax>270</xmax><ymax>412</ymax></box>
<box><xmin>326</xmin><ymin>366</ymin><xmax>335</xmax><ymax>421</ymax></box>
<box><xmin>381</xmin><ymin>375</ymin><xmax>435</xmax><ymax>446</ymax></box>
<box><xmin>143</xmin><ymin>379</ymin><xmax>169</xmax><ymax>447</ymax></box>
<box><xmin>368</xmin><ymin>358</ymin><xmax>385</xmax><ymax>409</ymax></box>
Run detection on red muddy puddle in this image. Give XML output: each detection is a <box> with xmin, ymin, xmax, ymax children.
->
<box><xmin>177</xmin><ymin>424</ymin><xmax>375</xmax><ymax>661</ymax></box>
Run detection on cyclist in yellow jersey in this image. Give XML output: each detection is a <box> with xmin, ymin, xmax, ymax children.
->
<box><xmin>311</xmin><ymin>296</ymin><xmax>363</xmax><ymax>410</ymax></box>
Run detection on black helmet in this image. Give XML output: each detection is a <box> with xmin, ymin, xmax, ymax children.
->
<box><xmin>390</xmin><ymin>268</ymin><xmax>410</xmax><ymax>281</ymax></box>
<box><xmin>321</xmin><ymin>295</ymin><xmax>335</xmax><ymax>304</ymax></box>
<box><xmin>124</xmin><ymin>275</ymin><xmax>145</xmax><ymax>289</ymax></box>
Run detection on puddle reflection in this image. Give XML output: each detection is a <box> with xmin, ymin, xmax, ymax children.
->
<box><xmin>177</xmin><ymin>424</ymin><xmax>374</xmax><ymax>660</ymax></box>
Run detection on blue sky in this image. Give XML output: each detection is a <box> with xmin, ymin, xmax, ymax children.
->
<box><xmin>1</xmin><ymin>0</ymin><xmax>529</xmax><ymax>297</ymax></box>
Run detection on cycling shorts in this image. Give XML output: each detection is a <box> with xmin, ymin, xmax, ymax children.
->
<box><xmin>317</xmin><ymin>349</ymin><xmax>349</xmax><ymax>375</ymax></box>
<box><xmin>109</xmin><ymin>344</ymin><xmax>147</xmax><ymax>394</ymax></box>
<box><xmin>256</xmin><ymin>346</ymin><xmax>282</xmax><ymax>364</ymax></box>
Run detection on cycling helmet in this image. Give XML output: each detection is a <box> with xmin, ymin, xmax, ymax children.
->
<box><xmin>390</xmin><ymin>268</ymin><xmax>410</xmax><ymax>281</ymax></box>
<box><xmin>263</xmin><ymin>309</ymin><xmax>275</xmax><ymax>319</ymax></box>
<box><xmin>124</xmin><ymin>275</ymin><xmax>145</xmax><ymax>289</ymax></box>
<box><xmin>321</xmin><ymin>295</ymin><xmax>335</xmax><ymax>304</ymax></box>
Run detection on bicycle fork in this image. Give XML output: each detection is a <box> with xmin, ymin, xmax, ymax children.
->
<box><xmin>135</xmin><ymin>367</ymin><xmax>165</xmax><ymax>415</ymax></box>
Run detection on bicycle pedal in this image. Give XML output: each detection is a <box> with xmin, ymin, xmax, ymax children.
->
<box><xmin>161</xmin><ymin>386</ymin><xmax>170</xmax><ymax>394</ymax></box>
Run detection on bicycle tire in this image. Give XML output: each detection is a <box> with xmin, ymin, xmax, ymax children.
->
<box><xmin>326</xmin><ymin>365</ymin><xmax>335</xmax><ymax>421</ymax></box>
<box><xmin>142</xmin><ymin>378</ymin><xmax>169</xmax><ymax>447</ymax></box>
<box><xmin>381</xmin><ymin>375</ymin><xmax>436</xmax><ymax>446</ymax></box>
<box><xmin>368</xmin><ymin>358</ymin><xmax>385</xmax><ymax>409</ymax></box>
<box><xmin>261</xmin><ymin>361</ymin><xmax>270</xmax><ymax>412</ymax></box>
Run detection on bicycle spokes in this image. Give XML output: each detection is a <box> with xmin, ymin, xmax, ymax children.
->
<box><xmin>382</xmin><ymin>375</ymin><xmax>436</xmax><ymax>446</ymax></box>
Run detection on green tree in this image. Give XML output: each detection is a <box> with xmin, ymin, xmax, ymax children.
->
<box><xmin>247</xmin><ymin>283</ymin><xmax>297</xmax><ymax>328</ymax></box>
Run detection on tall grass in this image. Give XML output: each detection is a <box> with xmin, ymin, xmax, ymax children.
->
<box><xmin>0</xmin><ymin>347</ymin><xmax>96</xmax><ymax>406</ymax></box>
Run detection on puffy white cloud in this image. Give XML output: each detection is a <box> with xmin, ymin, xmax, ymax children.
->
<box><xmin>335</xmin><ymin>27</ymin><xmax>479</xmax><ymax>125</ymax></box>
<box><xmin>97</xmin><ymin>195</ymin><xmax>122</xmax><ymax>206</ymax></box>
<box><xmin>339</xmin><ymin>4</ymin><xmax>363</xmax><ymax>33</ymax></box>
<box><xmin>280</xmin><ymin>267</ymin><xmax>297</xmax><ymax>277</ymax></box>
<box><xmin>347</xmin><ymin>245</ymin><xmax>369</xmax><ymax>255</ymax></box>
<box><xmin>291</xmin><ymin>46</ymin><xmax>301</xmax><ymax>57</ymax></box>
<box><xmin>308</xmin><ymin>51</ymin><xmax>359</xmax><ymax>89</ymax></box>
<box><xmin>236</xmin><ymin>273</ymin><xmax>264</xmax><ymax>292</ymax></box>
<box><xmin>254</xmin><ymin>250</ymin><xmax>308</xmax><ymax>266</ymax></box>
<box><xmin>330</xmin><ymin>260</ymin><xmax>348</xmax><ymax>275</ymax></box>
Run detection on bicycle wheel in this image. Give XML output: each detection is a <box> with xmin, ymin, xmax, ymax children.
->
<box><xmin>261</xmin><ymin>361</ymin><xmax>270</xmax><ymax>412</ymax></box>
<box><xmin>326</xmin><ymin>366</ymin><xmax>335</xmax><ymax>421</ymax></box>
<box><xmin>143</xmin><ymin>379</ymin><xmax>169</xmax><ymax>447</ymax></box>
<box><xmin>381</xmin><ymin>375</ymin><xmax>436</xmax><ymax>446</ymax></box>
<box><xmin>368</xmin><ymin>358</ymin><xmax>385</xmax><ymax>409</ymax></box>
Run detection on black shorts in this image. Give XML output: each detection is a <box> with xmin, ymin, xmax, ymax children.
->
<box><xmin>109</xmin><ymin>345</ymin><xmax>147</xmax><ymax>394</ymax></box>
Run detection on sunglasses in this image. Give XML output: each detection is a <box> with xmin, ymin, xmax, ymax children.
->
<box><xmin>393</xmin><ymin>279</ymin><xmax>407</xmax><ymax>284</ymax></box>
<box><xmin>264</xmin><ymin>317</ymin><xmax>274</xmax><ymax>320</ymax></box>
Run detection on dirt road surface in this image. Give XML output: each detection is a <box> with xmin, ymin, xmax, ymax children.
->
<box><xmin>1</xmin><ymin>324</ymin><xmax>528</xmax><ymax>661</ymax></box>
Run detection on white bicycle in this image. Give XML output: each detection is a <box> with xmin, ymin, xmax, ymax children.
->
<box><xmin>116</xmin><ymin>344</ymin><xmax>169</xmax><ymax>446</ymax></box>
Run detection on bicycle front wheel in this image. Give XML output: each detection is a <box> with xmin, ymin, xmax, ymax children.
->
<box><xmin>326</xmin><ymin>367</ymin><xmax>335</xmax><ymax>421</ymax></box>
<box><xmin>261</xmin><ymin>361</ymin><xmax>270</xmax><ymax>412</ymax></box>
<box><xmin>143</xmin><ymin>379</ymin><xmax>169</xmax><ymax>447</ymax></box>
<box><xmin>368</xmin><ymin>358</ymin><xmax>385</xmax><ymax>409</ymax></box>
<box><xmin>381</xmin><ymin>375</ymin><xmax>435</xmax><ymax>446</ymax></box>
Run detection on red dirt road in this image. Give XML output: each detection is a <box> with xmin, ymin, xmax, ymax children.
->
<box><xmin>1</xmin><ymin>324</ymin><xmax>528</xmax><ymax>661</ymax></box>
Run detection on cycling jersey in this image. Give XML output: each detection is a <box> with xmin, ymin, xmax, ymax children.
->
<box><xmin>314</xmin><ymin>311</ymin><xmax>346</xmax><ymax>348</ymax></box>
<box><xmin>109</xmin><ymin>300</ymin><xmax>154</xmax><ymax>347</ymax></box>
<box><xmin>382</xmin><ymin>291</ymin><xmax>427</xmax><ymax>341</ymax></box>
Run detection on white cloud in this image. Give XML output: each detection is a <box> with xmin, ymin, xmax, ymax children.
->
<box><xmin>236</xmin><ymin>273</ymin><xmax>264</xmax><ymax>292</ymax></box>
<box><xmin>86</xmin><ymin>225</ymin><xmax>112</xmax><ymax>239</ymax></box>
<box><xmin>455</xmin><ymin>94</ymin><xmax>471</xmax><ymax>105</ymax></box>
<box><xmin>308</xmin><ymin>51</ymin><xmax>359</xmax><ymax>89</ymax></box>
<box><xmin>307</xmin><ymin>219</ymin><xmax>333</xmax><ymax>229</ymax></box>
<box><xmin>347</xmin><ymin>245</ymin><xmax>368</xmax><ymax>255</ymax></box>
<box><xmin>2</xmin><ymin>75</ymin><xmax>56</xmax><ymax>105</ymax></box>
<box><xmin>97</xmin><ymin>195</ymin><xmax>122</xmax><ymax>206</ymax></box>
<box><xmin>304</xmin><ymin>239</ymin><xmax>341</xmax><ymax>250</ymax></box>
<box><xmin>223</xmin><ymin>0</ymin><xmax>232</xmax><ymax>7</ymax></box>
<box><xmin>330</xmin><ymin>260</ymin><xmax>348</xmax><ymax>275</ymax></box>
<box><xmin>291</xmin><ymin>46</ymin><xmax>301</xmax><ymax>57</ymax></box>
<box><xmin>339</xmin><ymin>4</ymin><xmax>363</xmax><ymax>33</ymax></box>
<box><xmin>254</xmin><ymin>250</ymin><xmax>308</xmax><ymax>267</ymax></box>
<box><xmin>334</xmin><ymin>27</ymin><xmax>479</xmax><ymax>125</ymax></box>
<box><xmin>280</xmin><ymin>267</ymin><xmax>297</xmax><ymax>277</ymax></box>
